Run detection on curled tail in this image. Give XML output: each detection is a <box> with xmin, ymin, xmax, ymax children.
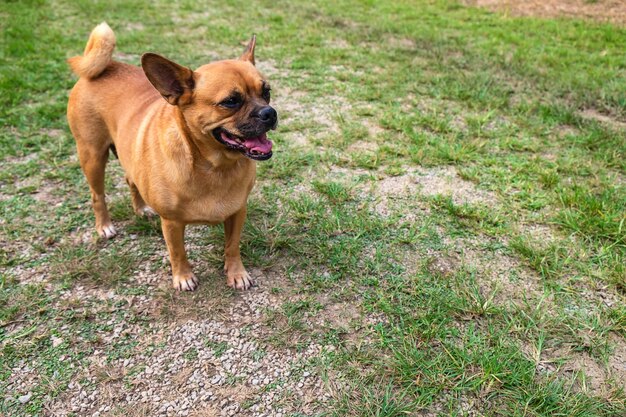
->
<box><xmin>68</xmin><ymin>22</ymin><xmax>116</xmax><ymax>79</ymax></box>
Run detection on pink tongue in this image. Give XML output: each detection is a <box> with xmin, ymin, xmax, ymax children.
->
<box><xmin>244</xmin><ymin>133</ymin><xmax>273</xmax><ymax>154</ymax></box>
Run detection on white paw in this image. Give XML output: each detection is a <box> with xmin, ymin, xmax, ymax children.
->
<box><xmin>226</xmin><ymin>270</ymin><xmax>254</xmax><ymax>290</ymax></box>
<box><xmin>138</xmin><ymin>206</ymin><xmax>158</xmax><ymax>217</ymax></box>
<box><xmin>173</xmin><ymin>274</ymin><xmax>199</xmax><ymax>291</ymax></box>
<box><xmin>97</xmin><ymin>223</ymin><xmax>117</xmax><ymax>239</ymax></box>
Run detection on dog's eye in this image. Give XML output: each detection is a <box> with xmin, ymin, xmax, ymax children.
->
<box><xmin>262</xmin><ymin>87</ymin><xmax>271</xmax><ymax>103</ymax></box>
<box><xmin>219</xmin><ymin>95</ymin><xmax>242</xmax><ymax>109</ymax></box>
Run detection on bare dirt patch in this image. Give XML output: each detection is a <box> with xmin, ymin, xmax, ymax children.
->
<box><xmin>521</xmin><ymin>223</ymin><xmax>559</xmax><ymax>247</ymax></box>
<box><xmin>324</xmin><ymin>38</ymin><xmax>350</xmax><ymax>49</ymax></box>
<box><xmin>426</xmin><ymin>253</ymin><xmax>460</xmax><ymax>279</ymax></box>
<box><xmin>40</xmin><ymin>127</ymin><xmax>64</xmax><ymax>138</ymax></box>
<box><xmin>272</xmin><ymin>79</ymin><xmax>382</xmax><ymax>151</ymax></box>
<box><xmin>459</xmin><ymin>244</ymin><xmax>547</xmax><ymax>306</ymax></box>
<box><xmin>375</xmin><ymin>173</ymin><xmax>418</xmax><ymax>197</ymax></box>
<box><xmin>540</xmin><ymin>344</ymin><xmax>626</xmax><ymax>396</ymax></box>
<box><xmin>578</xmin><ymin>108</ymin><xmax>626</xmax><ymax>130</ymax></box>
<box><xmin>124</xmin><ymin>22</ymin><xmax>145</xmax><ymax>31</ymax></box>
<box><xmin>607</xmin><ymin>334</ymin><xmax>626</xmax><ymax>389</ymax></box>
<box><xmin>32</xmin><ymin>180</ymin><xmax>65</xmax><ymax>205</ymax></box>
<box><xmin>464</xmin><ymin>0</ymin><xmax>626</xmax><ymax>25</ymax></box>
<box><xmin>328</xmin><ymin>165</ymin><xmax>499</xmax><ymax>219</ymax></box>
<box><xmin>3</xmin><ymin>151</ymin><xmax>38</xmax><ymax>164</ymax></box>
<box><xmin>277</xmin><ymin>87</ymin><xmax>347</xmax><ymax>136</ymax></box>
<box><xmin>363</xmin><ymin>118</ymin><xmax>385</xmax><ymax>137</ymax></box>
<box><xmin>416</xmin><ymin>166</ymin><xmax>497</xmax><ymax>205</ymax></box>
<box><xmin>556</xmin><ymin>125</ymin><xmax>580</xmax><ymax>138</ymax></box>
<box><xmin>346</xmin><ymin>140</ymin><xmax>379</xmax><ymax>153</ymax></box>
<box><xmin>375</xmin><ymin>166</ymin><xmax>498</xmax><ymax>206</ymax></box>
<box><xmin>256</xmin><ymin>59</ymin><xmax>292</xmax><ymax>80</ymax></box>
<box><xmin>385</xmin><ymin>35</ymin><xmax>417</xmax><ymax>50</ymax></box>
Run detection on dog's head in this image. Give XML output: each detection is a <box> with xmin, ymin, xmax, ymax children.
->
<box><xmin>141</xmin><ymin>36</ymin><xmax>276</xmax><ymax>161</ymax></box>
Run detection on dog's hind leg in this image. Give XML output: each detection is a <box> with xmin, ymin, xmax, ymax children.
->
<box><xmin>74</xmin><ymin>137</ymin><xmax>117</xmax><ymax>239</ymax></box>
<box><xmin>125</xmin><ymin>176</ymin><xmax>157</xmax><ymax>217</ymax></box>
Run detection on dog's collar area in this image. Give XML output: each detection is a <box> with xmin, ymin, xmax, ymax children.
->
<box><xmin>212</xmin><ymin>128</ymin><xmax>273</xmax><ymax>161</ymax></box>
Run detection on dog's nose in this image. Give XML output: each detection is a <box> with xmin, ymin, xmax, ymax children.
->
<box><xmin>258</xmin><ymin>106</ymin><xmax>277</xmax><ymax>127</ymax></box>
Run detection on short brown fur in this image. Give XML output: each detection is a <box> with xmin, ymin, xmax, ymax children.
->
<box><xmin>67</xmin><ymin>23</ymin><xmax>276</xmax><ymax>291</ymax></box>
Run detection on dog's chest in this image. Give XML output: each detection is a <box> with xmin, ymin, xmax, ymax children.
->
<box><xmin>136</xmin><ymin>154</ymin><xmax>255</xmax><ymax>223</ymax></box>
<box><xmin>183</xmin><ymin>184</ymin><xmax>249</xmax><ymax>223</ymax></box>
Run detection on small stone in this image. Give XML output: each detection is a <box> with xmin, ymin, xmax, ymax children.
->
<box><xmin>18</xmin><ymin>393</ymin><xmax>32</xmax><ymax>404</ymax></box>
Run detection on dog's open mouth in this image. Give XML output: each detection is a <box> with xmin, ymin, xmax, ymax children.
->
<box><xmin>212</xmin><ymin>128</ymin><xmax>273</xmax><ymax>161</ymax></box>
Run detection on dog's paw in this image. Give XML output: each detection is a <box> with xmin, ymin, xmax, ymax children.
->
<box><xmin>226</xmin><ymin>269</ymin><xmax>255</xmax><ymax>290</ymax></box>
<box><xmin>97</xmin><ymin>223</ymin><xmax>117</xmax><ymax>239</ymax></box>
<box><xmin>173</xmin><ymin>273</ymin><xmax>199</xmax><ymax>291</ymax></box>
<box><xmin>137</xmin><ymin>206</ymin><xmax>158</xmax><ymax>218</ymax></box>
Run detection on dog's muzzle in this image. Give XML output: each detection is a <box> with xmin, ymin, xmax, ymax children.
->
<box><xmin>212</xmin><ymin>127</ymin><xmax>273</xmax><ymax>161</ymax></box>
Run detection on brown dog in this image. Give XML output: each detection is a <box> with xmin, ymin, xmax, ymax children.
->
<box><xmin>67</xmin><ymin>23</ymin><xmax>276</xmax><ymax>291</ymax></box>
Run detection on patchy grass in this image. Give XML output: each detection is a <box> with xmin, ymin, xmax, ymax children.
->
<box><xmin>1</xmin><ymin>0</ymin><xmax>625</xmax><ymax>416</ymax></box>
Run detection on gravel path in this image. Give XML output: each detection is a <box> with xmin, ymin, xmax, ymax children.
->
<box><xmin>4</xmin><ymin>265</ymin><xmax>345</xmax><ymax>417</ymax></box>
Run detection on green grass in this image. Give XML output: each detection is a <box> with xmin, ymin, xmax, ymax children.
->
<box><xmin>1</xmin><ymin>0</ymin><xmax>626</xmax><ymax>415</ymax></box>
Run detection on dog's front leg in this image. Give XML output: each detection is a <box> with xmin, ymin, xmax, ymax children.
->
<box><xmin>161</xmin><ymin>218</ymin><xmax>198</xmax><ymax>291</ymax></box>
<box><xmin>224</xmin><ymin>207</ymin><xmax>254</xmax><ymax>290</ymax></box>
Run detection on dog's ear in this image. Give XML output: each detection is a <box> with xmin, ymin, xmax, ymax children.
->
<box><xmin>240</xmin><ymin>35</ymin><xmax>256</xmax><ymax>65</ymax></box>
<box><xmin>141</xmin><ymin>53</ymin><xmax>195</xmax><ymax>105</ymax></box>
